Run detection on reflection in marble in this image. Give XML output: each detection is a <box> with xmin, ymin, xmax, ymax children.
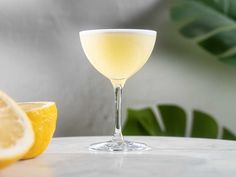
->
<box><xmin>1</xmin><ymin>137</ymin><xmax>236</xmax><ymax>177</ymax></box>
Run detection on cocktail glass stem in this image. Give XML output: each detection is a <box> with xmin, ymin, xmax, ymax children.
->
<box><xmin>112</xmin><ymin>82</ymin><xmax>124</xmax><ymax>143</ymax></box>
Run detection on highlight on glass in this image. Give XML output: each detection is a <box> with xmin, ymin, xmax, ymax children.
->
<box><xmin>80</xmin><ymin>29</ymin><xmax>156</xmax><ymax>152</ymax></box>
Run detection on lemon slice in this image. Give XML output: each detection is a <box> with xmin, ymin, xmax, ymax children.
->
<box><xmin>0</xmin><ymin>91</ymin><xmax>34</xmax><ymax>168</ymax></box>
<box><xmin>18</xmin><ymin>102</ymin><xmax>57</xmax><ymax>159</ymax></box>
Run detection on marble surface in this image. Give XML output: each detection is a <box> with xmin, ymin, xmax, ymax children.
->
<box><xmin>1</xmin><ymin>136</ymin><xmax>236</xmax><ymax>177</ymax></box>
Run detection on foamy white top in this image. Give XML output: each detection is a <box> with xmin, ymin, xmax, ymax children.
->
<box><xmin>80</xmin><ymin>29</ymin><xmax>157</xmax><ymax>36</ymax></box>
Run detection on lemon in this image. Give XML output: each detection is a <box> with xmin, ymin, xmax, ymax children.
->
<box><xmin>0</xmin><ymin>91</ymin><xmax>34</xmax><ymax>169</ymax></box>
<box><xmin>18</xmin><ymin>102</ymin><xmax>57</xmax><ymax>159</ymax></box>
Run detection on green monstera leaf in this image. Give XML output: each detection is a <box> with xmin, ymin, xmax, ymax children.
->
<box><xmin>123</xmin><ymin>104</ymin><xmax>236</xmax><ymax>141</ymax></box>
<box><xmin>170</xmin><ymin>0</ymin><xmax>236</xmax><ymax>65</ymax></box>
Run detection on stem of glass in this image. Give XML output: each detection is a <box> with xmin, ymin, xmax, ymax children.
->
<box><xmin>111</xmin><ymin>80</ymin><xmax>125</xmax><ymax>143</ymax></box>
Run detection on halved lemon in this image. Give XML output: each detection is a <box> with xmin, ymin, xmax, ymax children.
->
<box><xmin>19</xmin><ymin>102</ymin><xmax>57</xmax><ymax>159</ymax></box>
<box><xmin>0</xmin><ymin>91</ymin><xmax>34</xmax><ymax>169</ymax></box>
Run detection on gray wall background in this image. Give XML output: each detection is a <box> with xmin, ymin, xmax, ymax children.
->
<box><xmin>0</xmin><ymin>0</ymin><xmax>235</xmax><ymax>137</ymax></box>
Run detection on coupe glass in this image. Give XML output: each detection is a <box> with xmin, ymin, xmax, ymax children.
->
<box><xmin>80</xmin><ymin>29</ymin><xmax>156</xmax><ymax>152</ymax></box>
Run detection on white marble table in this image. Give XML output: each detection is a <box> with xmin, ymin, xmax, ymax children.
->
<box><xmin>1</xmin><ymin>136</ymin><xmax>236</xmax><ymax>177</ymax></box>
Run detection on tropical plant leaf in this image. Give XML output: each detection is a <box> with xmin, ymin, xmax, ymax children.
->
<box><xmin>220</xmin><ymin>54</ymin><xmax>236</xmax><ymax>64</ymax></box>
<box><xmin>198</xmin><ymin>29</ymin><xmax>236</xmax><ymax>55</ymax></box>
<box><xmin>170</xmin><ymin>0</ymin><xmax>236</xmax><ymax>66</ymax></box>
<box><xmin>123</xmin><ymin>104</ymin><xmax>236</xmax><ymax>141</ymax></box>
<box><xmin>222</xmin><ymin>127</ymin><xmax>236</xmax><ymax>140</ymax></box>
<box><xmin>158</xmin><ymin>105</ymin><xmax>186</xmax><ymax>136</ymax></box>
<box><xmin>191</xmin><ymin>110</ymin><xmax>218</xmax><ymax>138</ymax></box>
<box><xmin>197</xmin><ymin>0</ymin><xmax>236</xmax><ymax>20</ymax></box>
<box><xmin>122</xmin><ymin>108</ymin><xmax>162</xmax><ymax>136</ymax></box>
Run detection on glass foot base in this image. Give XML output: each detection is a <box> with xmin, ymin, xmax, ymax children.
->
<box><xmin>89</xmin><ymin>140</ymin><xmax>150</xmax><ymax>152</ymax></box>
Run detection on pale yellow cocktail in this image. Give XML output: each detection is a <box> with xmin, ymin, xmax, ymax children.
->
<box><xmin>80</xmin><ymin>29</ymin><xmax>156</xmax><ymax>85</ymax></box>
<box><xmin>80</xmin><ymin>29</ymin><xmax>156</xmax><ymax>152</ymax></box>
